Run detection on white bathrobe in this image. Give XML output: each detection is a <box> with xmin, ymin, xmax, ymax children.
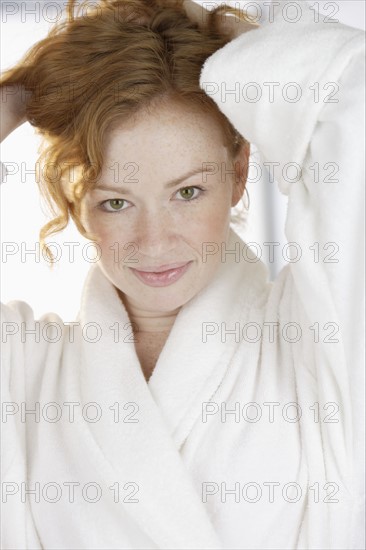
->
<box><xmin>1</xmin><ymin>2</ymin><xmax>365</xmax><ymax>549</ymax></box>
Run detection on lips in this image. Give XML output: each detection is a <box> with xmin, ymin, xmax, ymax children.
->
<box><xmin>129</xmin><ymin>261</ymin><xmax>193</xmax><ymax>287</ymax></box>
<box><xmin>132</xmin><ymin>261</ymin><xmax>191</xmax><ymax>273</ymax></box>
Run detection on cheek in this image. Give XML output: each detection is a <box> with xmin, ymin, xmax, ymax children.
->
<box><xmin>88</xmin><ymin>216</ymin><xmax>142</xmax><ymax>271</ymax></box>
<box><xmin>193</xmin><ymin>189</ymin><xmax>232</xmax><ymax>237</ymax></box>
<box><xmin>81</xmin><ymin>205</ymin><xmax>122</xmax><ymax>257</ymax></box>
<box><xmin>82</xmin><ymin>201</ymin><xmax>123</xmax><ymax>242</ymax></box>
<box><xmin>96</xmin><ymin>223</ymin><xmax>133</xmax><ymax>263</ymax></box>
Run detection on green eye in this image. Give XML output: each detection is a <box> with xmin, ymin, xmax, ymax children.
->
<box><xmin>179</xmin><ymin>187</ymin><xmax>196</xmax><ymax>200</ymax></box>
<box><xmin>101</xmin><ymin>199</ymin><xmax>125</xmax><ymax>212</ymax></box>
<box><xmin>109</xmin><ymin>199</ymin><xmax>124</xmax><ymax>209</ymax></box>
<box><xmin>180</xmin><ymin>188</ymin><xmax>194</xmax><ymax>199</ymax></box>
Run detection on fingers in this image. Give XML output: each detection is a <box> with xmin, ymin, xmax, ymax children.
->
<box><xmin>182</xmin><ymin>0</ymin><xmax>259</xmax><ymax>38</ymax></box>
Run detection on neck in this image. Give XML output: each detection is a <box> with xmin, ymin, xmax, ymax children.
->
<box><xmin>117</xmin><ymin>290</ymin><xmax>181</xmax><ymax>333</ymax></box>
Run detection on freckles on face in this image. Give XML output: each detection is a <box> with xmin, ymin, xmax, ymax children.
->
<box><xmin>81</xmin><ymin>100</ymin><xmax>239</xmax><ymax>311</ymax></box>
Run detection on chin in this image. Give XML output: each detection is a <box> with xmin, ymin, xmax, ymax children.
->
<box><xmin>133</xmin><ymin>286</ymin><xmax>197</xmax><ymax>312</ymax></box>
<box><xmin>115</xmin><ymin>274</ymin><xmax>201</xmax><ymax>313</ymax></box>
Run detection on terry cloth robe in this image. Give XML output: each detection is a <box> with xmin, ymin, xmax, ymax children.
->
<box><xmin>1</xmin><ymin>2</ymin><xmax>365</xmax><ymax>549</ymax></box>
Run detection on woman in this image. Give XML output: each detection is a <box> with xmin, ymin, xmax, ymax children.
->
<box><xmin>1</xmin><ymin>0</ymin><xmax>364</xmax><ymax>548</ymax></box>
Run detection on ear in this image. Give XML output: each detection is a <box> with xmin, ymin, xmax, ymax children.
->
<box><xmin>231</xmin><ymin>141</ymin><xmax>250</xmax><ymax>207</ymax></box>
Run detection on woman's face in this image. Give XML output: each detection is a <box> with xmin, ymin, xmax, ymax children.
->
<box><xmin>81</xmin><ymin>100</ymin><xmax>248</xmax><ymax>313</ymax></box>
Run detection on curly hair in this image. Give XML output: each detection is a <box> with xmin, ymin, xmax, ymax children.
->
<box><xmin>0</xmin><ymin>0</ymin><xmax>256</xmax><ymax>264</ymax></box>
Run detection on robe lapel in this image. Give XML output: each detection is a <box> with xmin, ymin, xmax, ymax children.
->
<box><xmin>76</xmin><ymin>227</ymin><xmax>267</xmax><ymax>549</ymax></box>
<box><xmin>77</xmin><ymin>260</ymin><xmax>223</xmax><ymax>549</ymax></box>
<box><xmin>148</xmin><ymin>227</ymin><xmax>269</xmax><ymax>449</ymax></box>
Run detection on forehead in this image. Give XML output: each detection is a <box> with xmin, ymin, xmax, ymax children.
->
<box><xmin>101</xmin><ymin>100</ymin><xmax>228</xmax><ymax>173</ymax></box>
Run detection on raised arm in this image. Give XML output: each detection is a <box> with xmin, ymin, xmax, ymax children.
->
<box><xmin>197</xmin><ymin>0</ymin><xmax>365</xmax><ymax>361</ymax></box>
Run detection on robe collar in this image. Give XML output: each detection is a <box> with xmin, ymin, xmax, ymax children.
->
<box><xmin>76</xmin><ymin>227</ymin><xmax>268</xmax><ymax>549</ymax></box>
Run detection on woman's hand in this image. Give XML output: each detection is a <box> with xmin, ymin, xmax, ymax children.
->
<box><xmin>0</xmin><ymin>84</ymin><xmax>30</xmax><ymax>142</ymax></box>
<box><xmin>182</xmin><ymin>0</ymin><xmax>260</xmax><ymax>39</ymax></box>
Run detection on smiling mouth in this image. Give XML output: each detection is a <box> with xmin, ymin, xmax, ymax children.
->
<box><xmin>129</xmin><ymin>261</ymin><xmax>193</xmax><ymax>287</ymax></box>
<box><xmin>132</xmin><ymin>261</ymin><xmax>192</xmax><ymax>273</ymax></box>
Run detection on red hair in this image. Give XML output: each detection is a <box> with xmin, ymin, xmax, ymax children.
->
<box><xmin>0</xmin><ymin>0</ymin><xmax>255</xmax><ymax>263</ymax></box>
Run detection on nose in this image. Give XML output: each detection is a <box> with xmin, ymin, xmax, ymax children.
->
<box><xmin>134</xmin><ymin>206</ymin><xmax>177</xmax><ymax>259</ymax></box>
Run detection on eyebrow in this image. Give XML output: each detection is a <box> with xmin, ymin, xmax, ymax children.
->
<box><xmin>92</xmin><ymin>166</ymin><xmax>212</xmax><ymax>193</ymax></box>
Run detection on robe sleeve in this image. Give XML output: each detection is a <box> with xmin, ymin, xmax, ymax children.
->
<box><xmin>1</xmin><ymin>297</ymin><xmax>65</xmax><ymax>549</ymax></box>
<box><xmin>198</xmin><ymin>1</ymin><xmax>365</xmax><ymax>405</ymax></box>
<box><xmin>198</xmin><ymin>0</ymin><xmax>365</xmax><ymax>543</ymax></box>
<box><xmin>1</xmin><ymin>299</ymin><xmax>35</xmax><ymax>547</ymax></box>
<box><xmin>198</xmin><ymin>0</ymin><xmax>364</xmax><ymax>334</ymax></box>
